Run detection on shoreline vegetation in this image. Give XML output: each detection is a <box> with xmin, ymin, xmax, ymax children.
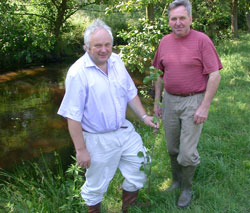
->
<box><xmin>0</xmin><ymin>34</ymin><xmax>249</xmax><ymax>212</ymax></box>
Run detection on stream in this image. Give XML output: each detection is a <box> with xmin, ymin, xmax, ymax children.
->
<box><xmin>0</xmin><ymin>61</ymin><xmax>147</xmax><ymax>170</ymax></box>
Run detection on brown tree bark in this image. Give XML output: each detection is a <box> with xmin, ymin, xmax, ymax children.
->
<box><xmin>146</xmin><ymin>3</ymin><xmax>154</xmax><ymax>22</ymax></box>
<box><xmin>246</xmin><ymin>13</ymin><xmax>250</xmax><ymax>33</ymax></box>
<box><xmin>231</xmin><ymin>0</ymin><xmax>239</xmax><ymax>38</ymax></box>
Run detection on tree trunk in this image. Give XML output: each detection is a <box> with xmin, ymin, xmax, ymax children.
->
<box><xmin>246</xmin><ymin>13</ymin><xmax>250</xmax><ymax>33</ymax></box>
<box><xmin>146</xmin><ymin>4</ymin><xmax>154</xmax><ymax>22</ymax></box>
<box><xmin>53</xmin><ymin>0</ymin><xmax>68</xmax><ymax>59</ymax></box>
<box><xmin>231</xmin><ymin>0</ymin><xmax>239</xmax><ymax>38</ymax></box>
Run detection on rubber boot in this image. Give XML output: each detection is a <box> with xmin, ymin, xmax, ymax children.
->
<box><xmin>177</xmin><ymin>166</ymin><xmax>196</xmax><ymax>208</ymax></box>
<box><xmin>122</xmin><ymin>190</ymin><xmax>138</xmax><ymax>213</ymax></box>
<box><xmin>166</xmin><ymin>154</ymin><xmax>182</xmax><ymax>192</ymax></box>
<box><xmin>88</xmin><ymin>202</ymin><xmax>101</xmax><ymax>213</ymax></box>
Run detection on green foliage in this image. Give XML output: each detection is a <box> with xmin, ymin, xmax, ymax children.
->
<box><xmin>2</xmin><ymin>0</ymin><xmax>250</xmax><ymax>73</ymax></box>
<box><xmin>106</xmin><ymin>0</ymin><xmax>163</xmax><ymax>13</ymax></box>
<box><xmin>0</xmin><ymin>1</ymin><xmax>56</xmax><ymax>71</ymax></box>
<box><xmin>118</xmin><ymin>18</ymin><xmax>170</xmax><ymax>73</ymax></box>
<box><xmin>0</xmin><ymin>153</ymin><xmax>87</xmax><ymax>212</ymax></box>
<box><xmin>191</xmin><ymin>0</ymin><xmax>232</xmax><ymax>41</ymax></box>
<box><xmin>0</xmin><ymin>0</ymin><xmax>95</xmax><ymax>71</ymax></box>
<box><xmin>143</xmin><ymin>66</ymin><xmax>162</xmax><ymax>84</ymax></box>
<box><xmin>137</xmin><ymin>117</ymin><xmax>160</xmax><ymax>198</ymax></box>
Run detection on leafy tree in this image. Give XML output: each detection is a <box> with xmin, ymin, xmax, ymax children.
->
<box><xmin>0</xmin><ymin>0</ymin><xmax>108</xmax><ymax>71</ymax></box>
<box><xmin>0</xmin><ymin>1</ymin><xmax>44</xmax><ymax>70</ymax></box>
<box><xmin>105</xmin><ymin>0</ymin><xmax>170</xmax><ymax>75</ymax></box>
<box><xmin>13</xmin><ymin>0</ymin><xmax>98</xmax><ymax>58</ymax></box>
<box><xmin>1</xmin><ymin>0</ymin><xmax>250</xmax><ymax>72</ymax></box>
<box><xmin>191</xmin><ymin>0</ymin><xmax>231</xmax><ymax>41</ymax></box>
<box><xmin>106</xmin><ymin>0</ymin><xmax>167</xmax><ymax>21</ymax></box>
<box><xmin>240</xmin><ymin>0</ymin><xmax>250</xmax><ymax>33</ymax></box>
<box><xmin>118</xmin><ymin>18</ymin><xmax>169</xmax><ymax>74</ymax></box>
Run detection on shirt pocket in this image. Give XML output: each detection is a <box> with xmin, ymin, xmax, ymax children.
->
<box><xmin>113</xmin><ymin>79</ymin><xmax>128</xmax><ymax>98</ymax></box>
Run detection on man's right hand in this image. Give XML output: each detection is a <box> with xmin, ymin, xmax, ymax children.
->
<box><xmin>76</xmin><ymin>149</ymin><xmax>91</xmax><ymax>169</ymax></box>
<box><xmin>154</xmin><ymin>102</ymin><xmax>162</xmax><ymax>118</ymax></box>
<box><xmin>67</xmin><ymin>118</ymin><xmax>91</xmax><ymax>169</ymax></box>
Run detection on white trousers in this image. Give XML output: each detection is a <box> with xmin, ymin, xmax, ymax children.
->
<box><xmin>81</xmin><ymin>120</ymin><xmax>147</xmax><ymax>206</ymax></box>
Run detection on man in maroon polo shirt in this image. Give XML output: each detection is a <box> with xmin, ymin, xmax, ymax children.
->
<box><xmin>153</xmin><ymin>0</ymin><xmax>222</xmax><ymax>208</ymax></box>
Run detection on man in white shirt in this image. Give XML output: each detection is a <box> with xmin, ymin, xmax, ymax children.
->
<box><xmin>58</xmin><ymin>19</ymin><xmax>158</xmax><ymax>213</ymax></box>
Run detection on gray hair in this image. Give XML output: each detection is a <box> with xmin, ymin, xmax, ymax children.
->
<box><xmin>168</xmin><ymin>0</ymin><xmax>192</xmax><ymax>18</ymax></box>
<box><xmin>84</xmin><ymin>19</ymin><xmax>113</xmax><ymax>49</ymax></box>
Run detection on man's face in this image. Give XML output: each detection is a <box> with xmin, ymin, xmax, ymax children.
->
<box><xmin>169</xmin><ymin>5</ymin><xmax>192</xmax><ymax>38</ymax></box>
<box><xmin>87</xmin><ymin>28</ymin><xmax>112</xmax><ymax>66</ymax></box>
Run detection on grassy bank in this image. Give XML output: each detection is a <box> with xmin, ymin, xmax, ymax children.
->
<box><xmin>0</xmin><ymin>34</ymin><xmax>249</xmax><ymax>212</ymax></box>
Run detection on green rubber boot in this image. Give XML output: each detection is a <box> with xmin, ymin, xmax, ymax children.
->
<box><xmin>177</xmin><ymin>166</ymin><xmax>196</xmax><ymax>208</ymax></box>
<box><xmin>166</xmin><ymin>154</ymin><xmax>182</xmax><ymax>192</ymax></box>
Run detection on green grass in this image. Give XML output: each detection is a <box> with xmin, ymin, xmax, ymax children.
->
<box><xmin>0</xmin><ymin>34</ymin><xmax>250</xmax><ymax>212</ymax></box>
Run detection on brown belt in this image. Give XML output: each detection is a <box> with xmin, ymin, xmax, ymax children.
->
<box><xmin>120</xmin><ymin>126</ymin><xmax>128</xmax><ymax>129</ymax></box>
<box><xmin>82</xmin><ymin>128</ymin><xmax>89</xmax><ymax>133</ymax></box>
<box><xmin>169</xmin><ymin>91</ymin><xmax>204</xmax><ymax>97</ymax></box>
<box><xmin>82</xmin><ymin>126</ymin><xmax>128</xmax><ymax>133</ymax></box>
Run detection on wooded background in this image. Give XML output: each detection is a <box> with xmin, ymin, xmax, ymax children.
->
<box><xmin>1</xmin><ymin>0</ymin><xmax>249</xmax><ymax>72</ymax></box>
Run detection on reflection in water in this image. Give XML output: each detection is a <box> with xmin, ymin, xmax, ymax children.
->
<box><xmin>0</xmin><ymin>63</ymin><xmax>74</xmax><ymax>169</ymax></box>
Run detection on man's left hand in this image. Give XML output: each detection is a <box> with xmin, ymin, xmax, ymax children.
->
<box><xmin>144</xmin><ymin>116</ymin><xmax>160</xmax><ymax>130</ymax></box>
<box><xmin>194</xmin><ymin>105</ymin><xmax>209</xmax><ymax>124</ymax></box>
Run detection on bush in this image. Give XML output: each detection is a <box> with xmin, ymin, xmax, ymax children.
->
<box><xmin>118</xmin><ymin>18</ymin><xmax>170</xmax><ymax>74</ymax></box>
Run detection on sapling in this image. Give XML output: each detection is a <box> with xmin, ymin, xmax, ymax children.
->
<box><xmin>137</xmin><ymin>116</ymin><xmax>159</xmax><ymax>200</ymax></box>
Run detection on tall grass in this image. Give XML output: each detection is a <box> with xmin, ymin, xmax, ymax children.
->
<box><xmin>0</xmin><ymin>34</ymin><xmax>249</xmax><ymax>212</ymax></box>
<box><xmin>0</xmin><ymin>153</ymin><xmax>86</xmax><ymax>212</ymax></box>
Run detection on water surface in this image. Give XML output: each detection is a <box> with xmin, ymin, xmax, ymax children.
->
<box><xmin>0</xmin><ymin>62</ymin><xmax>146</xmax><ymax>169</ymax></box>
<box><xmin>0</xmin><ymin>63</ymin><xmax>73</xmax><ymax>169</ymax></box>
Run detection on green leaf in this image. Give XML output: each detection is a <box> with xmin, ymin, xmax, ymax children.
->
<box><xmin>137</xmin><ymin>151</ymin><xmax>144</xmax><ymax>158</ymax></box>
<box><xmin>149</xmin><ymin>66</ymin><xmax>155</xmax><ymax>71</ymax></box>
<box><xmin>153</xmin><ymin>116</ymin><xmax>159</xmax><ymax>123</ymax></box>
<box><xmin>143</xmin><ymin>76</ymin><xmax>152</xmax><ymax>84</ymax></box>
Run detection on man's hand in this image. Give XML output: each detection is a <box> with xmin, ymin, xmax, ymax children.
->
<box><xmin>194</xmin><ymin>70</ymin><xmax>221</xmax><ymax>125</ymax></box>
<box><xmin>194</xmin><ymin>105</ymin><xmax>209</xmax><ymax>125</ymax></box>
<box><xmin>76</xmin><ymin>149</ymin><xmax>91</xmax><ymax>169</ymax></box>
<box><xmin>67</xmin><ymin>118</ymin><xmax>91</xmax><ymax>169</ymax></box>
<box><xmin>154</xmin><ymin>76</ymin><xmax>163</xmax><ymax>118</ymax></box>
<box><xmin>153</xmin><ymin>102</ymin><xmax>162</xmax><ymax>118</ymax></box>
<box><xmin>143</xmin><ymin>115</ymin><xmax>160</xmax><ymax>130</ymax></box>
<box><xmin>128</xmin><ymin>95</ymin><xmax>159</xmax><ymax>131</ymax></box>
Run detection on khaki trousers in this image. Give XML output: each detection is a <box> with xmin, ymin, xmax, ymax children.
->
<box><xmin>162</xmin><ymin>91</ymin><xmax>204</xmax><ymax>166</ymax></box>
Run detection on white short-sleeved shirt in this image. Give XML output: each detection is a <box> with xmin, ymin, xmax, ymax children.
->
<box><xmin>57</xmin><ymin>52</ymin><xmax>137</xmax><ymax>133</ymax></box>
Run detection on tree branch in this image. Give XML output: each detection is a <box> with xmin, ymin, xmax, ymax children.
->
<box><xmin>10</xmin><ymin>12</ymin><xmax>54</xmax><ymax>22</ymax></box>
<box><xmin>51</xmin><ymin>0</ymin><xmax>59</xmax><ymax>10</ymax></box>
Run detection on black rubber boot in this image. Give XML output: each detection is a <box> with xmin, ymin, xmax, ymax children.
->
<box><xmin>177</xmin><ymin>166</ymin><xmax>196</xmax><ymax>208</ymax></box>
<box><xmin>166</xmin><ymin>154</ymin><xmax>182</xmax><ymax>192</ymax></box>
